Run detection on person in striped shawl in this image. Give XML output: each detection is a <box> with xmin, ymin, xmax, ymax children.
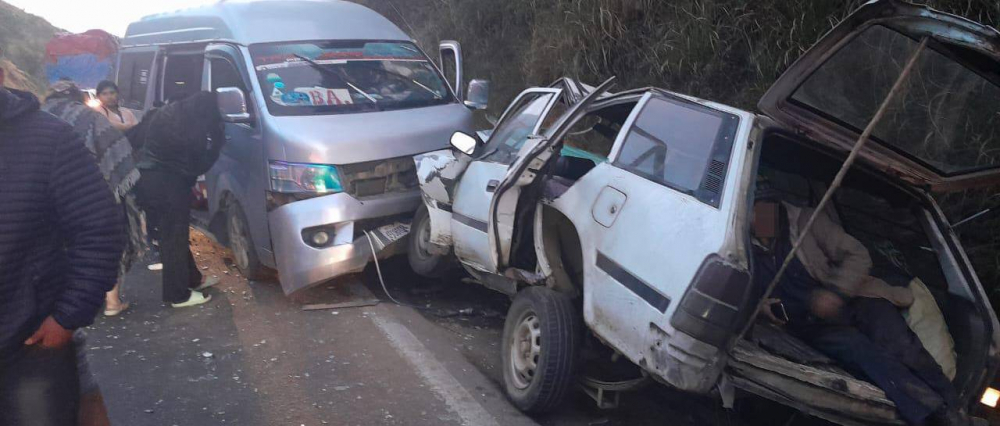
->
<box><xmin>41</xmin><ymin>80</ymin><xmax>147</xmax><ymax>317</ymax></box>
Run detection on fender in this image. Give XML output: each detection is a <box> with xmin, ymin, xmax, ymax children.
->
<box><xmin>414</xmin><ymin>149</ymin><xmax>472</xmax><ymax>250</ymax></box>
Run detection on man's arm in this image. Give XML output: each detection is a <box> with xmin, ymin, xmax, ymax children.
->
<box><xmin>807</xmin><ymin>206</ymin><xmax>872</xmax><ymax>296</ymax></box>
<box><xmin>48</xmin><ymin>130</ymin><xmax>125</xmax><ymax>330</ymax></box>
<box><xmin>807</xmin><ymin>207</ymin><xmax>912</xmax><ymax>306</ymax></box>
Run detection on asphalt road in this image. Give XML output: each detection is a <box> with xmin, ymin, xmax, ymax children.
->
<box><xmin>83</xmin><ymin>230</ymin><xmax>806</xmax><ymax>426</ymax></box>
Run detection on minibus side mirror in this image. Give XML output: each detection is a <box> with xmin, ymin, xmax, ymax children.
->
<box><xmin>450</xmin><ymin>131</ymin><xmax>480</xmax><ymax>156</ymax></box>
<box><xmin>439</xmin><ymin>40</ymin><xmax>463</xmax><ymax>101</ymax></box>
<box><xmin>216</xmin><ymin>87</ymin><xmax>250</xmax><ymax>123</ymax></box>
<box><xmin>464</xmin><ymin>79</ymin><xmax>490</xmax><ymax>110</ymax></box>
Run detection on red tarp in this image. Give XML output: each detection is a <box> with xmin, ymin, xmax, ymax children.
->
<box><xmin>45</xmin><ymin>29</ymin><xmax>118</xmax><ymax>63</ymax></box>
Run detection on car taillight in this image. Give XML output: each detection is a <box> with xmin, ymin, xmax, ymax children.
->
<box><xmin>670</xmin><ymin>256</ymin><xmax>751</xmax><ymax>348</ymax></box>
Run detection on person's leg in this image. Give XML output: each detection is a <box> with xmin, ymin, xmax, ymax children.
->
<box><xmin>0</xmin><ymin>345</ymin><xmax>80</xmax><ymax>426</ymax></box>
<box><xmin>74</xmin><ymin>331</ymin><xmax>110</xmax><ymax>426</ymax></box>
<box><xmin>851</xmin><ymin>298</ymin><xmax>960</xmax><ymax>407</ymax></box>
<box><xmin>794</xmin><ymin>323</ymin><xmax>943</xmax><ymax>425</ymax></box>
<box><xmin>78</xmin><ymin>390</ymin><xmax>110</xmax><ymax>426</ymax></box>
<box><xmin>187</xmin><ymin>245</ymin><xmax>203</xmax><ymax>289</ymax></box>
<box><xmin>158</xmin><ymin>173</ymin><xmax>196</xmax><ymax>304</ymax></box>
<box><xmin>103</xmin><ymin>279</ymin><xmax>128</xmax><ymax>316</ymax></box>
<box><xmin>104</xmin><ymin>283</ymin><xmax>121</xmax><ymax>308</ymax></box>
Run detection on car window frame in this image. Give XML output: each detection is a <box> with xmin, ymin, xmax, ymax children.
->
<box><xmin>476</xmin><ymin>87</ymin><xmax>563</xmax><ymax>165</ymax></box>
<box><xmin>609</xmin><ymin>92</ymin><xmax>741</xmax><ymax>208</ymax></box>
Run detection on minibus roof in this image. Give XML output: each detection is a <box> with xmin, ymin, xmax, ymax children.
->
<box><xmin>122</xmin><ymin>0</ymin><xmax>411</xmax><ymax>48</ymax></box>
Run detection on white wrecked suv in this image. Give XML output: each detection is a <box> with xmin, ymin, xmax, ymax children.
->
<box><xmin>408</xmin><ymin>1</ymin><xmax>1000</xmax><ymax>423</ymax></box>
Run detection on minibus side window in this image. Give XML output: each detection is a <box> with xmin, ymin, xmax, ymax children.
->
<box><xmin>161</xmin><ymin>54</ymin><xmax>205</xmax><ymax>103</ymax></box>
<box><xmin>210</xmin><ymin>58</ymin><xmax>254</xmax><ymax>123</ymax></box>
<box><xmin>118</xmin><ymin>51</ymin><xmax>155</xmax><ymax>110</ymax></box>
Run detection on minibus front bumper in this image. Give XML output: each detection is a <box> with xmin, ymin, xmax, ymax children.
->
<box><xmin>268</xmin><ymin>190</ymin><xmax>420</xmax><ymax>295</ymax></box>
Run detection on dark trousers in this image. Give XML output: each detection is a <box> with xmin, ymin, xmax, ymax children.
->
<box><xmin>0</xmin><ymin>345</ymin><xmax>80</xmax><ymax>426</ymax></box>
<box><xmin>789</xmin><ymin>298</ymin><xmax>957</xmax><ymax>425</ymax></box>
<box><xmin>137</xmin><ymin>169</ymin><xmax>203</xmax><ymax>303</ymax></box>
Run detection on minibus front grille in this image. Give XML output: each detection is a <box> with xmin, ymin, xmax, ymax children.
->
<box><xmin>338</xmin><ymin>157</ymin><xmax>419</xmax><ymax>198</ymax></box>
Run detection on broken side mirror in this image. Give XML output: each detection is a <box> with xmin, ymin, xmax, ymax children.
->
<box><xmin>464</xmin><ymin>79</ymin><xmax>490</xmax><ymax>110</ymax></box>
<box><xmin>216</xmin><ymin>87</ymin><xmax>250</xmax><ymax>123</ymax></box>
<box><xmin>450</xmin><ymin>131</ymin><xmax>480</xmax><ymax>156</ymax></box>
<box><xmin>439</xmin><ymin>40</ymin><xmax>463</xmax><ymax>101</ymax></box>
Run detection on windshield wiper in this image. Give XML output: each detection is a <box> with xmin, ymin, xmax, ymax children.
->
<box><xmin>292</xmin><ymin>54</ymin><xmax>380</xmax><ymax>108</ymax></box>
<box><xmin>364</xmin><ymin>66</ymin><xmax>442</xmax><ymax>99</ymax></box>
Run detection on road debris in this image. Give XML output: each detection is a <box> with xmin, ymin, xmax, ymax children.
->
<box><xmin>301</xmin><ymin>300</ymin><xmax>379</xmax><ymax>311</ymax></box>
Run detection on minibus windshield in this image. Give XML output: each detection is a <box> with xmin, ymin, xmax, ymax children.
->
<box><xmin>250</xmin><ymin>40</ymin><xmax>453</xmax><ymax>116</ymax></box>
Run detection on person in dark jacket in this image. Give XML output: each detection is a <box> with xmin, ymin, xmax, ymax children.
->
<box><xmin>134</xmin><ymin>91</ymin><xmax>225</xmax><ymax>307</ymax></box>
<box><xmin>0</xmin><ymin>83</ymin><xmax>125</xmax><ymax>424</ymax></box>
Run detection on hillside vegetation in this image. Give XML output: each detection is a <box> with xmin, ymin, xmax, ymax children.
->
<box><xmin>0</xmin><ymin>1</ymin><xmax>60</xmax><ymax>94</ymax></box>
<box><xmin>358</xmin><ymin>0</ymin><xmax>1000</xmax><ymax>300</ymax></box>
<box><xmin>356</xmin><ymin>0</ymin><xmax>997</xmax><ymax>110</ymax></box>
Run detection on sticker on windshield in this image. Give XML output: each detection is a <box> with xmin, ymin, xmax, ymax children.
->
<box><xmin>271</xmin><ymin>86</ymin><xmax>354</xmax><ymax>107</ymax></box>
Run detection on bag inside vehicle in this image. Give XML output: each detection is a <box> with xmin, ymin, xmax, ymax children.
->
<box><xmin>730</xmin><ymin>130</ymin><xmax>994</xmax><ymax>425</ymax></box>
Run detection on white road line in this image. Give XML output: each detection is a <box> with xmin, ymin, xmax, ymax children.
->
<box><xmin>370</xmin><ymin>309</ymin><xmax>501</xmax><ymax>426</ymax></box>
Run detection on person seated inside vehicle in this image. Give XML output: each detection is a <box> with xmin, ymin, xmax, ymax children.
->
<box><xmin>750</xmin><ymin>192</ymin><xmax>976</xmax><ymax>426</ymax></box>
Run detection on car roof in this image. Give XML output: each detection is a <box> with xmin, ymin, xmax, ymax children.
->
<box><xmin>122</xmin><ymin>0</ymin><xmax>410</xmax><ymax>48</ymax></box>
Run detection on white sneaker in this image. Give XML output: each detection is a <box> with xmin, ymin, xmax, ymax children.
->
<box><xmin>171</xmin><ymin>290</ymin><xmax>212</xmax><ymax>308</ymax></box>
<box><xmin>195</xmin><ymin>276</ymin><xmax>221</xmax><ymax>291</ymax></box>
<box><xmin>147</xmin><ymin>263</ymin><xmax>163</xmax><ymax>271</ymax></box>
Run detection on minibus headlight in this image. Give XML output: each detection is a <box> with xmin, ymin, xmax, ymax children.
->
<box><xmin>981</xmin><ymin>387</ymin><xmax>1000</xmax><ymax>408</ymax></box>
<box><xmin>269</xmin><ymin>161</ymin><xmax>343</xmax><ymax>194</ymax></box>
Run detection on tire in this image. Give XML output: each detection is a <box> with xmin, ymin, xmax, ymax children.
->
<box><xmin>407</xmin><ymin>204</ymin><xmax>452</xmax><ymax>278</ymax></box>
<box><xmin>227</xmin><ymin>200</ymin><xmax>267</xmax><ymax>280</ymax></box>
<box><xmin>501</xmin><ymin>286</ymin><xmax>582</xmax><ymax>413</ymax></box>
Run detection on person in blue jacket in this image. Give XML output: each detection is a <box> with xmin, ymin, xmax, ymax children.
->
<box><xmin>0</xmin><ymin>68</ymin><xmax>125</xmax><ymax>425</ymax></box>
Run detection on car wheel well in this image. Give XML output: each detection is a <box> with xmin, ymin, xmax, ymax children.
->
<box><xmin>209</xmin><ymin>191</ymin><xmax>236</xmax><ymax>245</ymax></box>
<box><xmin>538</xmin><ymin>205</ymin><xmax>584</xmax><ymax>297</ymax></box>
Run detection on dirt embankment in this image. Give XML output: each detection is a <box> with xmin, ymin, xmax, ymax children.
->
<box><xmin>1</xmin><ymin>58</ymin><xmax>42</xmax><ymax>95</ymax></box>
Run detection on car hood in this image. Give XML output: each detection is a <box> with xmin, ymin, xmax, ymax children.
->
<box><xmin>759</xmin><ymin>0</ymin><xmax>1000</xmax><ymax>192</ymax></box>
<box><xmin>266</xmin><ymin>102</ymin><xmax>474</xmax><ymax>165</ymax></box>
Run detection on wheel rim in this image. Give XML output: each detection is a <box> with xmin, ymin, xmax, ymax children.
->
<box><xmin>414</xmin><ymin>213</ymin><xmax>433</xmax><ymax>260</ymax></box>
<box><xmin>509</xmin><ymin>312</ymin><xmax>542</xmax><ymax>390</ymax></box>
<box><xmin>229</xmin><ymin>212</ymin><xmax>250</xmax><ymax>270</ymax></box>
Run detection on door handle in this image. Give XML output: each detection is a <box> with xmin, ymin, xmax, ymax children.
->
<box><xmin>486</xmin><ymin>180</ymin><xmax>500</xmax><ymax>192</ymax></box>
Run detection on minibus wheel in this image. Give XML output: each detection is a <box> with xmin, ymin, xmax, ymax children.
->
<box><xmin>501</xmin><ymin>286</ymin><xmax>581</xmax><ymax>413</ymax></box>
<box><xmin>407</xmin><ymin>204</ymin><xmax>452</xmax><ymax>277</ymax></box>
<box><xmin>227</xmin><ymin>201</ymin><xmax>265</xmax><ymax>280</ymax></box>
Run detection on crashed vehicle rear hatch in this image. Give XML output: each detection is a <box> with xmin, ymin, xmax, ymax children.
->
<box><xmin>758</xmin><ymin>0</ymin><xmax>1000</xmax><ymax>192</ymax></box>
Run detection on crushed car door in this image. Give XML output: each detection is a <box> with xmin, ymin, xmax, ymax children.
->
<box><xmin>759</xmin><ymin>0</ymin><xmax>1000</xmax><ymax>191</ymax></box>
<box><xmin>450</xmin><ymin>87</ymin><xmax>564</xmax><ymax>272</ymax></box>
<box><xmin>487</xmin><ymin>78</ymin><xmax>616</xmax><ymax>270</ymax></box>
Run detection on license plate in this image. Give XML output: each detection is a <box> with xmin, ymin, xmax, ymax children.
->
<box><xmin>376</xmin><ymin>222</ymin><xmax>410</xmax><ymax>244</ymax></box>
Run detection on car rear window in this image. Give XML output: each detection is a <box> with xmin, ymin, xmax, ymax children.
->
<box><xmin>791</xmin><ymin>25</ymin><xmax>1000</xmax><ymax>176</ymax></box>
